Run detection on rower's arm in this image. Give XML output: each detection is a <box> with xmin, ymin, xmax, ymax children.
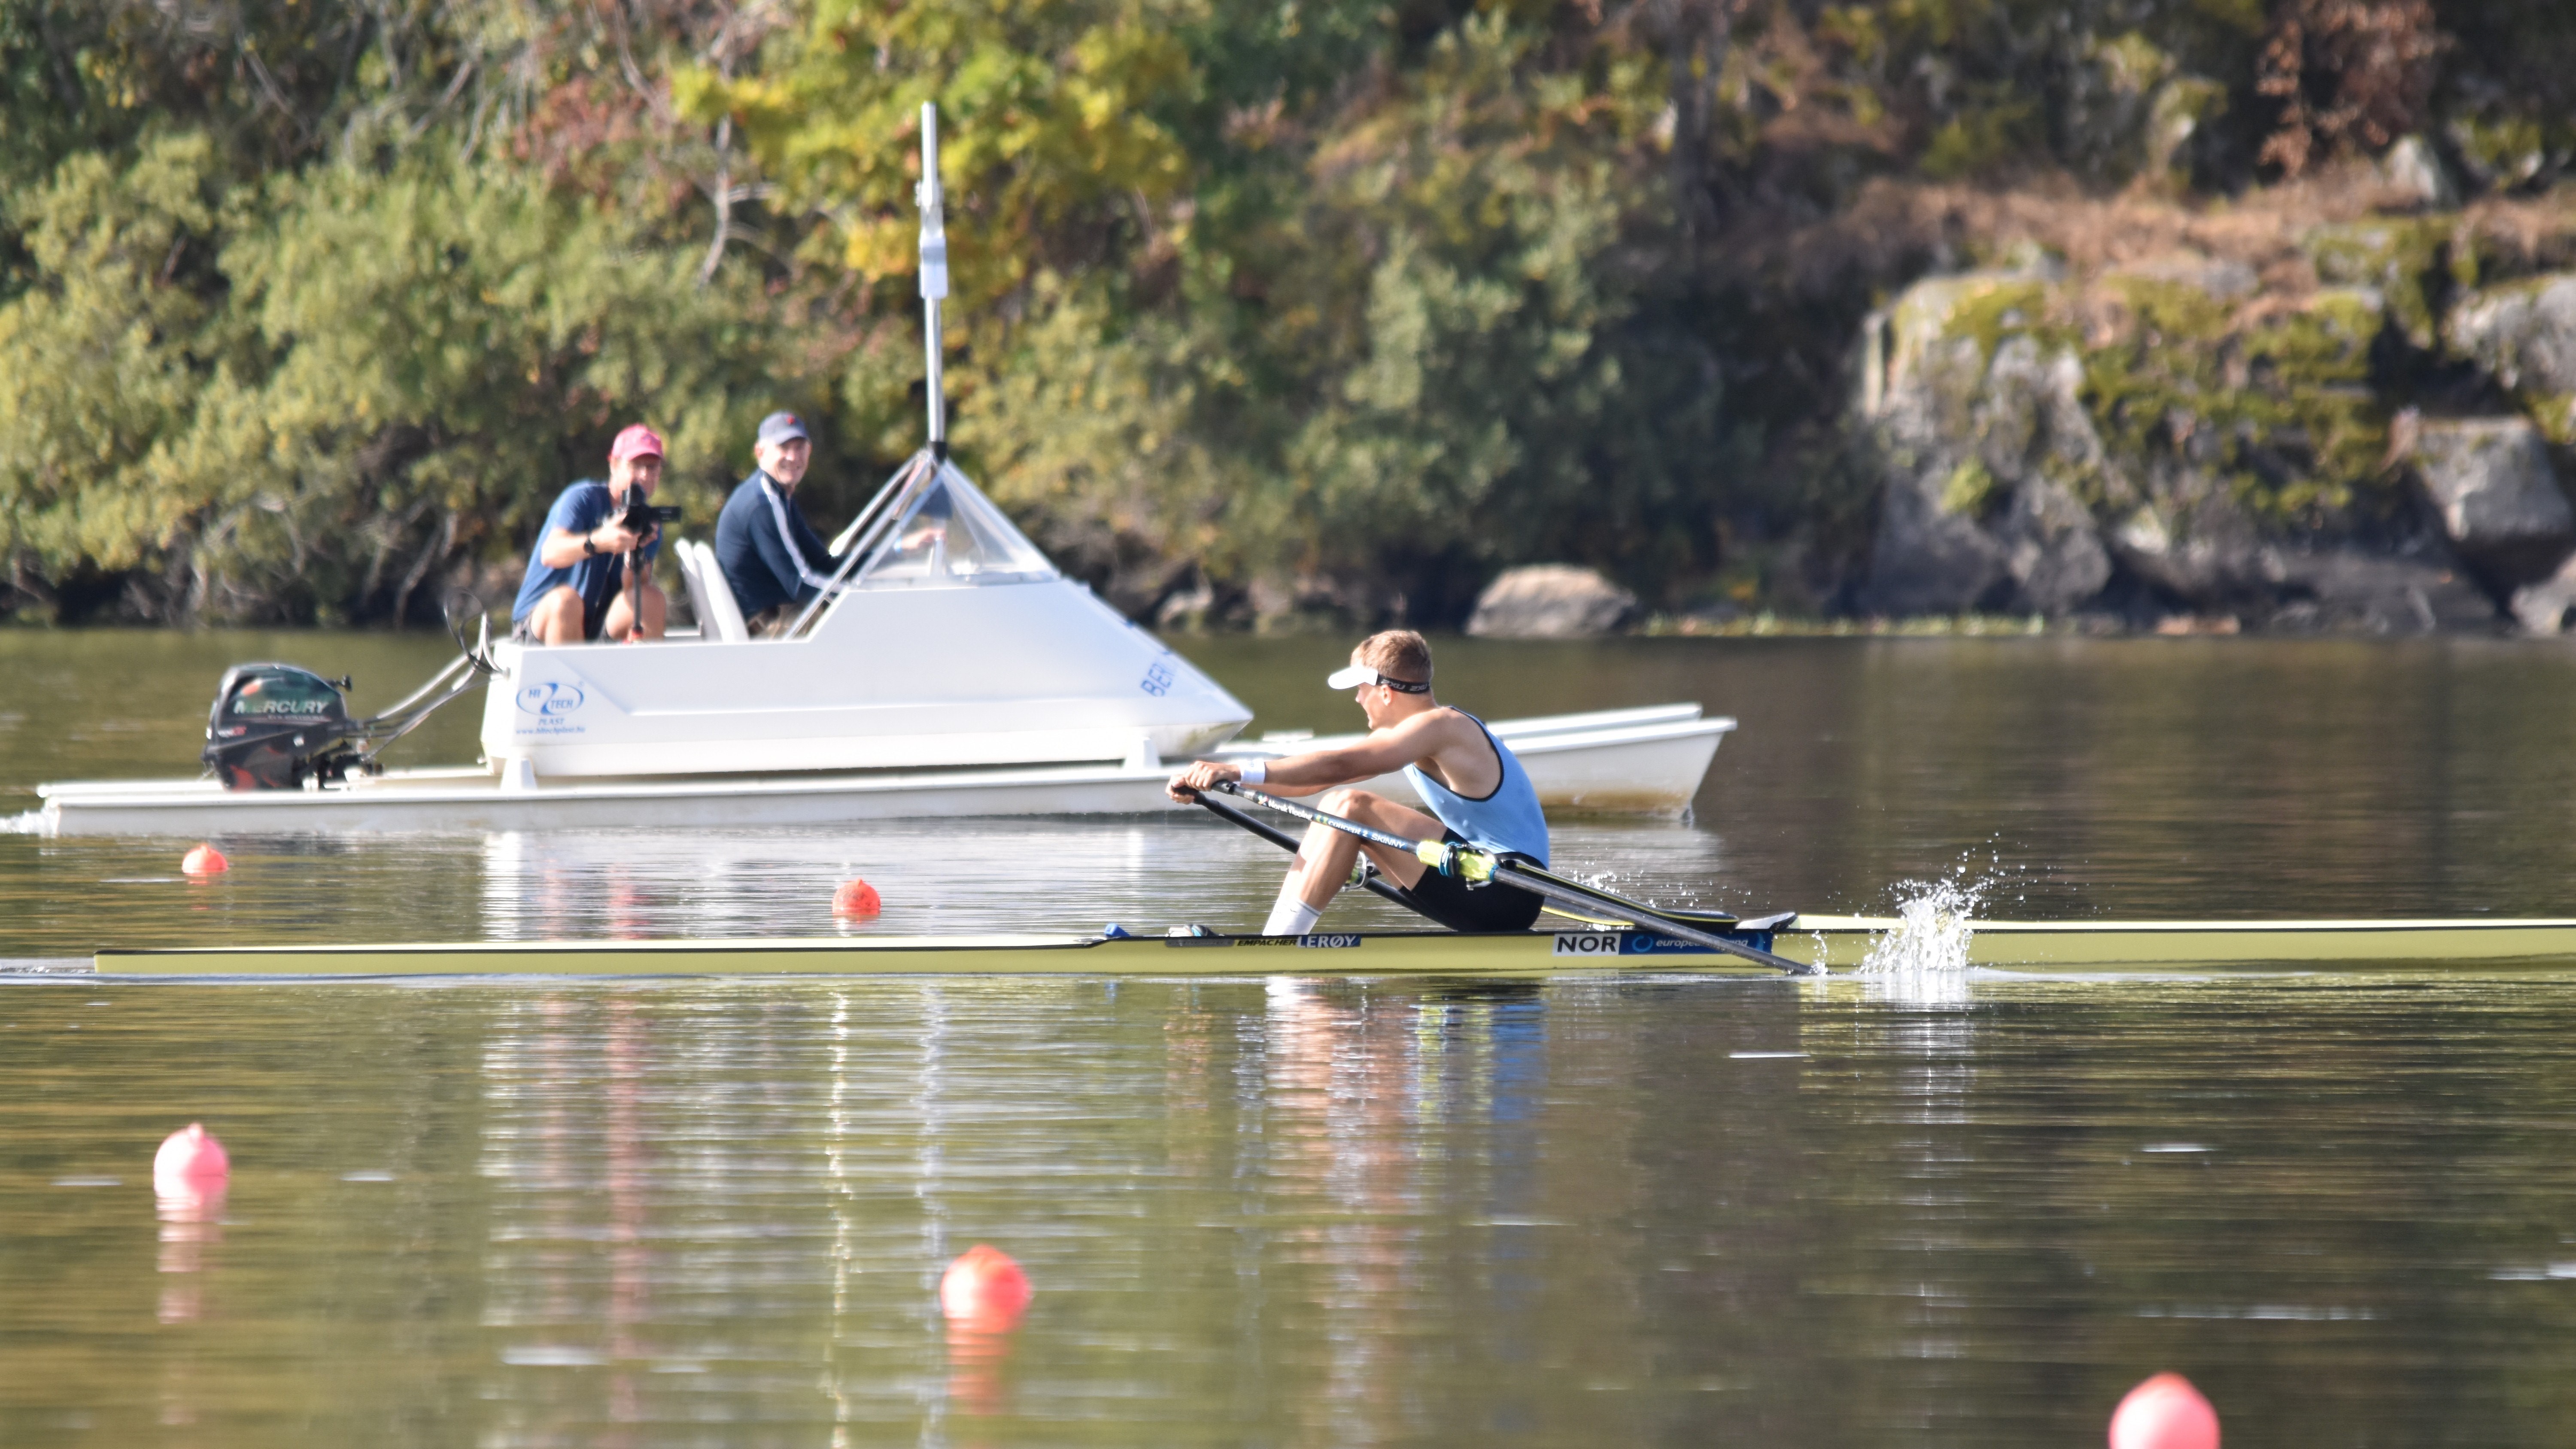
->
<box><xmin>1166</xmin><ymin>713</ymin><xmax>1474</xmax><ymax>804</ymax></box>
<box><xmin>1237</xmin><ymin>713</ymin><xmax>1460</xmax><ymax>794</ymax></box>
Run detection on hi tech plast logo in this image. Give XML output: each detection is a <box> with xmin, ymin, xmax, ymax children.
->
<box><xmin>514</xmin><ymin>680</ymin><xmax>589</xmax><ymax>735</ymax></box>
<box><xmin>517</xmin><ymin>681</ymin><xmax>586</xmax><ymax>717</ymax></box>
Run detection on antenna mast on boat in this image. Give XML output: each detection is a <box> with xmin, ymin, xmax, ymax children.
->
<box><xmin>917</xmin><ymin>101</ymin><xmax>948</xmax><ymax>462</ymax></box>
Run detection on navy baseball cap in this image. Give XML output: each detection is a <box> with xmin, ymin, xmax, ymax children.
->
<box><xmin>756</xmin><ymin>411</ymin><xmax>810</xmax><ymax>446</ymax></box>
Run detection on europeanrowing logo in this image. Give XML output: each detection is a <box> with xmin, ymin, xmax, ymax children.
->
<box><xmin>516</xmin><ymin>681</ymin><xmax>586</xmax><ymax>717</ymax></box>
<box><xmin>1551</xmin><ymin>930</ymin><xmax>1725</xmax><ymax>957</ymax></box>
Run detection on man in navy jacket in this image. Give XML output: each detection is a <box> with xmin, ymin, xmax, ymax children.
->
<box><xmin>714</xmin><ymin>411</ymin><xmax>838</xmax><ymax>634</ymax></box>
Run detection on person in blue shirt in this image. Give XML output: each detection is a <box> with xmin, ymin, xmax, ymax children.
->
<box><xmin>510</xmin><ymin>423</ymin><xmax>670</xmax><ymax>644</ymax></box>
<box><xmin>1166</xmin><ymin>630</ymin><xmax>1552</xmax><ymax>936</ymax></box>
<box><xmin>714</xmin><ymin>411</ymin><xmax>838</xmax><ymax>635</ymax></box>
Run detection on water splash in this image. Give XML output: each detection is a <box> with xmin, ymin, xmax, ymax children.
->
<box><xmin>1858</xmin><ymin>869</ymin><xmax>1988</xmax><ymax>987</ymax></box>
<box><xmin>0</xmin><ymin>809</ymin><xmax>43</xmax><ymax>835</ymax></box>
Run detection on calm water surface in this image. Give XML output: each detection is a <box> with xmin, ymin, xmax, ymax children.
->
<box><xmin>4</xmin><ymin>631</ymin><xmax>2576</xmax><ymax>1445</ymax></box>
<box><xmin>6</xmin><ymin>630</ymin><xmax>2576</xmax><ymax>948</ymax></box>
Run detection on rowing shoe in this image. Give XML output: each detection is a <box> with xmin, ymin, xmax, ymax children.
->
<box><xmin>1192</xmin><ymin>781</ymin><xmax>1820</xmax><ymax>976</ymax></box>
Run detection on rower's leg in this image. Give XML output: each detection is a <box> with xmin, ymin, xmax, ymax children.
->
<box><xmin>1330</xmin><ymin>791</ymin><xmax>1450</xmax><ymax>890</ymax></box>
<box><xmin>1257</xmin><ymin>816</ymin><xmax>1347</xmax><ymax>934</ymax></box>
<box><xmin>1288</xmin><ymin>815</ymin><xmax>1364</xmax><ymax>908</ymax></box>
<box><xmin>1263</xmin><ymin>790</ymin><xmax>1448</xmax><ymax>936</ymax></box>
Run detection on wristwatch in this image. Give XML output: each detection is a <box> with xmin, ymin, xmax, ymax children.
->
<box><xmin>582</xmin><ymin>534</ymin><xmax>598</xmax><ymax>556</ymax></box>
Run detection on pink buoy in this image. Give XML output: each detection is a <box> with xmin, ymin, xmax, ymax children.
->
<box><xmin>2110</xmin><ymin>1372</ymin><xmax>2220</xmax><ymax>1449</ymax></box>
<box><xmin>180</xmin><ymin>844</ymin><xmax>229</xmax><ymax>876</ymax></box>
<box><xmin>939</xmin><ymin>1243</ymin><xmax>1032</xmax><ymax>1330</ymax></box>
<box><xmin>833</xmin><ymin>878</ymin><xmax>882</xmax><ymax>919</ymax></box>
<box><xmin>153</xmin><ymin>1123</ymin><xmax>231</xmax><ymax>1195</ymax></box>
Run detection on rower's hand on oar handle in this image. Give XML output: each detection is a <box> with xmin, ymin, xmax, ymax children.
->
<box><xmin>1166</xmin><ymin>760</ymin><xmax>1243</xmax><ymax>803</ymax></box>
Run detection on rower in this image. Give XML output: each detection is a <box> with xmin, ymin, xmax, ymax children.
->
<box><xmin>1166</xmin><ymin>630</ymin><xmax>1550</xmax><ymax>936</ymax></box>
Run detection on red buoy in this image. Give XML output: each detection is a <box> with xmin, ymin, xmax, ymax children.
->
<box><xmin>2110</xmin><ymin>1373</ymin><xmax>2219</xmax><ymax>1449</ymax></box>
<box><xmin>153</xmin><ymin>1123</ymin><xmax>231</xmax><ymax>1194</ymax></box>
<box><xmin>940</xmin><ymin>1244</ymin><xmax>1032</xmax><ymax>1330</ymax></box>
<box><xmin>833</xmin><ymin>878</ymin><xmax>882</xmax><ymax>918</ymax></box>
<box><xmin>180</xmin><ymin>843</ymin><xmax>229</xmax><ymax>875</ymax></box>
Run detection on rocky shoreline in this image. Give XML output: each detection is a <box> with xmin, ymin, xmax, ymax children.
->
<box><xmin>1843</xmin><ymin>184</ymin><xmax>2576</xmax><ymax>638</ymax></box>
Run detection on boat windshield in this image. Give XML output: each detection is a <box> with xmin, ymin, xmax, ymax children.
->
<box><xmin>854</xmin><ymin>462</ymin><xmax>1057</xmax><ymax>587</ymax></box>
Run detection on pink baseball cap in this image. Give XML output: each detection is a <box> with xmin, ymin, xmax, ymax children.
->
<box><xmin>608</xmin><ymin>424</ymin><xmax>665</xmax><ymax>463</ymax></box>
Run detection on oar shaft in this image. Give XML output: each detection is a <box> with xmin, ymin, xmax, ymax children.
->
<box><xmin>1487</xmin><ymin>862</ymin><xmax>1814</xmax><ymax>975</ymax></box>
<box><xmin>1189</xmin><ymin>791</ymin><xmax>1426</xmax><ymax>917</ymax></box>
<box><xmin>1216</xmin><ymin>783</ymin><xmax>1816</xmax><ymax>976</ymax></box>
<box><xmin>1217</xmin><ymin>782</ymin><xmax>1422</xmax><ymax>854</ymax></box>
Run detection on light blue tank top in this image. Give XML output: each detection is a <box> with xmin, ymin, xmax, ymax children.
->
<box><xmin>1404</xmin><ymin>711</ymin><xmax>1550</xmax><ymax>866</ymax></box>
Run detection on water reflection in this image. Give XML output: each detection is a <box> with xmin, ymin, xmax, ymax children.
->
<box><xmin>5</xmin><ymin>976</ymin><xmax>2576</xmax><ymax>1444</ymax></box>
<box><xmin>154</xmin><ymin>1182</ymin><xmax>224</xmax><ymax>1327</ymax></box>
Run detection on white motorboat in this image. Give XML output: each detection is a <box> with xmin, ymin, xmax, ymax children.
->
<box><xmin>486</xmin><ymin>450</ymin><xmax>1254</xmax><ymax>781</ymax></box>
<box><xmin>26</xmin><ymin>105</ymin><xmax>1736</xmax><ymax>837</ymax></box>
<box><xmin>31</xmin><ymin>703</ymin><xmax>1732</xmax><ymax>835</ymax></box>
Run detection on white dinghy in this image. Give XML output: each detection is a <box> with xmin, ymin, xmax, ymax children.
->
<box><xmin>29</xmin><ymin>105</ymin><xmax>1734</xmax><ymax>837</ymax></box>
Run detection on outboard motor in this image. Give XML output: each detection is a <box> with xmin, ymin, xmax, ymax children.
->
<box><xmin>202</xmin><ymin>664</ymin><xmax>368</xmax><ymax>790</ymax></box>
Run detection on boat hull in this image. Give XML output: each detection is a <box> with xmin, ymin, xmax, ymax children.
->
<box><xmin>1788</xmin><ymin>915</ymin><xmax>2576</xmax><ymax>969</ymax></box>
<box><xmin>32</xmin><ymin>707</ymin><xmax>1730</xmax><ymax>835</ymax></box>
<box><xmin>78</xmin><ymin>916</ymin><xmax>2576</xmax><ymax>977</ymax></box>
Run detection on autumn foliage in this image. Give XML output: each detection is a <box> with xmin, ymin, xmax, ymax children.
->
<box><xmin>0</xmin><ymin>0</ymin><xmax>2570</xmax><ymax>626</ymax></box>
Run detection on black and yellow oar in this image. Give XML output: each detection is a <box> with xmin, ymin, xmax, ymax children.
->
<box><xmin>1187</xmin><ymin>784</ymin><xmax>1433</xmax><ymax>918</ymax></box>
<box><xmin>1193</xmin><ymin>781</ymin><xmax>1820</xmax><ymax>976</ymax></box>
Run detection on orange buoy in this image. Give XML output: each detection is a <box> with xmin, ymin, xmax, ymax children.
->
<box><xmin>180</xmin><ymin>843</ymin><xmax>229</xmax><ymax>875</ymax></box>
<box><xmin>940</xmin><ymin>1244</ymin><xmax>1032</xmax><ymax>1329</ymax></box>
<box><xmin>833</xmin><ymin>878</ymin><xmax>882</xmax><ymax>918</ymax></box>
<box><xmin>153</xmin><ymin>1123</ymin><xmax>231</xmax><ymax>1194</ymax></box>
<box><xmin>2110</xmin><ymin>1373</ymin><xmax>2219</xmax><ymax>1449</ymax></box>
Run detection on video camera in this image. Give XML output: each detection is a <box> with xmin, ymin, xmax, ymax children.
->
<box><xmin>617</xmin><ymin>493</ymin><xmax>682</xmax><ymax>536</ymax></box>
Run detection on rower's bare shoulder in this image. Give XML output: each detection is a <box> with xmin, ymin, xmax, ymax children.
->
<box><xmin>1428</xmin><ymin>705</ymin><xmax>1485</xmax><ymax>741</ymax></box>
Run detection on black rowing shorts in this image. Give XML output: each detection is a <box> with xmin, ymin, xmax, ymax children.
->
<box><xmin>1392</xmin><ymin>831</ymin><xmax>1545</xmax><ymax>933</ymax></box>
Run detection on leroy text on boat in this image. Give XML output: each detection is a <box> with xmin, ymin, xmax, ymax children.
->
<box><xmin>1168</xmin><ymin>630</ymin><xmax>1551</xmax><ymax>937</ymax></box>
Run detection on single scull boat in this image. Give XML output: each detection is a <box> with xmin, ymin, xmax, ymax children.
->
<box><xmin>57</xmin><ymin>916</ymin><xmax>2576</xmax><ymax>977</ymax></box>
<box><xmin>57</xmin><ymin>769</ymin><xmax>2576</xmax><ymax>977</ymax></box>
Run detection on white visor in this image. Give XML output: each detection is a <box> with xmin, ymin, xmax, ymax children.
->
<box><xmin>1327</xmin><ymin>664</ymin><xmax>1429</xmax><ymax>693</ymax></box>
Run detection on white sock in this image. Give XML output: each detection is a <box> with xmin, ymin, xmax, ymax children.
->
<box><xmin>1263</xmin><ymin>898</ymin><xmax>1324</xmax><ymax>937</ymax></box>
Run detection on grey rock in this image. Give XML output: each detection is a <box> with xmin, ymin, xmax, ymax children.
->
<box><xmin>2103</xmin><ymin>469</ymin><xmax>2271</xmax><ymax>603</ymax></box>
<box><xmin>1861</xmin><ymin>299</ymin><xmax>2120</xmax><ymax>615</ymax></box>
<box><xmin>2511</xmin><ymin>553</ymin><xmax>2576</xmax><ymax>635</ymax></box>
<box><xmin>2377</xmin><ymin>135</ymin><xmax>2459</xmax><ymax>210</ymax></box>
<box><xmin>2446</xmin><ymin>274</ymin><xmax>2576</xmax><ymax>415</ymax></box>
<box><xmin>2409</xmin><ymin>416</ymin><xmax>2575</xmax><ymax>584</ymax></box>
<box><xmin>2001</xmin><ymin>476</ymin><xmax>2113</xmax><ymax>613</ymax></box>
<box><xmin>1862</xmin><ymin>465</ymin><xmax>2014</xmax><ymax>614</ymax></box>
<box><xmin>1466</xmin><ymin>565</ymin><xmax>1638</xmax><ymax>638</ymax></box>
<box><xmin>1862</xmin><ymin>270</ymin><xmax>2050</xmax><ymax>427</ymax></box>
<box><xmin>1154</xmin><ymin>568</ymin><xmax>1220</xmax><ymax>631</ymax></box>
<box><xmin>2265</xmin><ymin>547</ymin><xmax>2497</xmax><ymax>634</ymax></box>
